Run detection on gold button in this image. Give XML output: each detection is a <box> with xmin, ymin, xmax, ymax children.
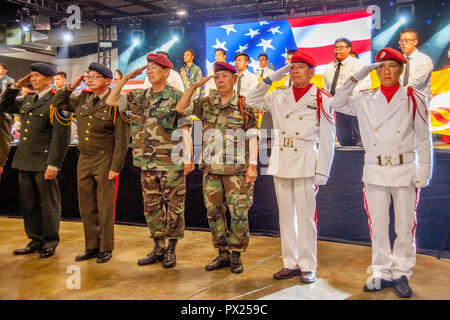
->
<box><xmin>100</xmin><ymin>150</ymin><xmax>104</xmax><ymax>154</ymax></box>
<box><xmin>282</xmin><ymin>131</ymin><xmax>286</xmax><ymax>134</ymax></box>
<box><xmin>28</xmin><ymin>112</ymin><xmax>32</xmax><ymax>116</ymax></box>
<box><xmin>295</xmin><ymin>132</ymin><xmax>299</xmax><ymax>135</ymax></box>
<box><xmin>299</xmin><ymin>116</ymin><xmax>303</xmax><ymax>120</ymax></box>
<box><xmin>294</xmin><ymin>148</ymin><xmax>298</xmax><ymax>152</ymax></box>
<box><xmin>375</xmin><ymin>128</ymin><xmax>378</xmax><ymax>132</ymax></box>
<box><xmin>85</xmin><ymin>137</ymin><xmax>89</xmax><ymax>141</ymax></box>
<box><xmin>26</xmin><ymin>121</ymin><xmax>30</xmax><ymax>124</ymax></box>
<box><xmin>86</xmin><ymin>130</ymin><xmax>90</xmax><ymax>134</ymax></box>
<box><xmin>44</xmin><ymin>150</ymin><xmax>48</xmax><ymax>153</ymax></box>
<box><xmin>397</xmin><ymin>130</ymin><xmax>401</xmax><ymax>134</ymax></box>
<box><xmin>280</xmin><ymin>147</ymin><xmax>284</xmax><ymax>151</ymax></box>
<box><xmin>23</xmin><ymin>137</ymin><xmax>27</xmax><ymax>141</ymax></box>
<box><xmin>285</xmin><ymin>115</ymin><xmax>289</xmax><ymax>119</ymax></box>
<box><xmin>24</xmin><ymin>129</ymin><xmax>28</xmax><ymax>132</ymax></box>
<box><xmin>40</xmin><ymin>114</ymin><xmax>43</xmax><ymax>117</ymax></box>
<box><xmin>373</xmin><ymin>143</ymin><xmax>377</xmax><ymax>147</ymax></box>
<box><xmin>104</xmin><ymin>110</ymin><xmax>107</xmax><ymax>113</ymax></box>
<box><xmin>89</xmin><ymin>115</ymin><xmax>92</xmax><ymax>119</ymax></box>
<box><xmin>397</xmin><ymin>146</ymin><xmax>401</xmax><ymax>149</ymax></box>
<box><xmin>88</xmin><ymin>123</ymin><xmax>91</xmax><ymax>126</ymax></box>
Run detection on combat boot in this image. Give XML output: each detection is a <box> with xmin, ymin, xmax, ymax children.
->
<box><xmin>137</xmin><ymin>238</ymin><xmax>166</xmax><ymax>266</ymax></box>
<box><xmin>230</xmin><ymin>251</ymin><xmax>243</xmax><ymax>274</ymax></box>
<box><xmin>205</xmin><ymin>250</ymin><xmax>231</xmax><ymax>271</ymax></box>
<box><xmin>163</xmin><ymin>239</ymin><xmax>178</xmax><ymax>268</ymax></box>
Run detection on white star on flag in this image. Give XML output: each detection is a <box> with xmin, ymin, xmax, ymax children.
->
<box><xmin>245</xmin><ymin>28</ymin><xmax>260</xmax><ymax>38</ymax></box>
<box><xmin>206</xmin><ymin>59</ymin><xmax>214</xmax><ymax>71</ymax></box>
<box><xmin>259</xmin><ymin>21</ymin><xmax>269</xmax><ymax>26</ymax></box>
<box><xmin>248</xmin><ymin>57</ymin><xmax>260</xmax><ymax>73</ymax></box>
<box><xmin>220</xmin><ymin>24</ymin><xmax>237</xmax><ymax>36</ymax></box>
<box><xmin>256</xmin><ymin>38</ymin><xmax>275</xmax><ymax>52</ymax></box>
<box><xmin>235</xmin><ymin>43</ymin><xmax>249</xmax><ymax>53</ymax></box>
<box><xmin>281</xmin><ymin>48</ymin><xmax>289</xmax><ymax>59</ymax></box>
<box><xmin>212</xmin><ymin>38</ymin><xmax>228</xmax><ymax>51</ymax></box>
<box><xmin>268</xmin><ymin>26</ymin><xmax>282</xmax><ymax>35</ymax></box>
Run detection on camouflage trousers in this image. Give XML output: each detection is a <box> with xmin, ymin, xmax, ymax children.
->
<box><xmin>202</xmin><ymin>172</ymin><xmax>254</xmax><ymax>252</ymax></box>
<box><xmin>140</xmin><ymin>170</ymin><xmax>186</xmax><ymax>241</ymax></box>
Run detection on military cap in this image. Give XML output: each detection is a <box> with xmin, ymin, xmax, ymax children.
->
<box><xmin>290</xmin><ymin>50</ymin><xmax>317</xmax><ymax>67</ymax></box>
<box><xmin>88</xmin><ymin>63</ymin><xmax>113</xmax><ymax>79</ymax></box>
<box><xmin>375</xmin><ymin>47</ymin><xmax>408</xmax><ymax>64</ymax></box>
<box><xmin>214</xmin><ymin>62</ymin><xmax>237</xmax><ymax>74</ymax></box>
<box><xmin>146</xmin><ymin>53</ymin><xmax>173</xmax><ymax>69</ymax></box>
<box><xmin>30</xmin><ymin>63</ymin><xmax>57</xmax><ymax>76</ymax></box>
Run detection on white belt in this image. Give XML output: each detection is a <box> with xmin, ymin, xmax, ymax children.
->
<box><xmin>365</xmin><ymin>152</ymin><xmax>415</xmax><ymax>166</ymax></box>
<box><xmin>273</xmin><ymin>138</ymin><xmax>316</xmax><ymax>149</ymax></box>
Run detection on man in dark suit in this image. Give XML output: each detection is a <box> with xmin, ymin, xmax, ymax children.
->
<box><xmin>0</xmin><ymin>63</ymin><xmax>71</xmax><ymax>258</ymax></box>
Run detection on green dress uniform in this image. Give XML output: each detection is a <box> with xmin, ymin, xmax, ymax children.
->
<box><xmin>52</xmin><ymin>87</ymin><xmax>130</xmax><ymax>253</ymax></box>
<box><xmin>0</xmin><ymin>86</ymin><xmax>71</xmax><ymax>251</ymax></box>
<box><xmin>192</xmin><ymin>90</ymin><xmax>258</xmax><ymax>252</ymax></box>
<box><xmin>0</xmin><ymin>75</ymin><xmax>15</xmax><ymax>182</ymax></box>
<box><xmin>118</xmin><ymin>85</ymin><xmax>192</xmax><ymax>246</ymax></box>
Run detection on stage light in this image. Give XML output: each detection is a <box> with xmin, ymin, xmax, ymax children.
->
<box><xmin>62</xmin><ymin>31</ymin><xmax>73</xmax><ymax>42</ymax></box>
<box><xmin>420</xmin><ymin>23</ymin><xmax>450</xmax><ymax>62</ymax></box>
<box><xmin>176</xmin><ymin>9</ymin><xmax>187</xmax><ymax>16</ymax></box>
<box><xmin>372</xmin><ymin>17</ymin><xmax>406</xmax><ymax>52</ymax></box>
<box><xmin>21</xmin><ymin>25</ymin><xmax>30</xmax><ymax>32</ymax></box>
<box><xmin>132</xmin><ymin>38</ymin><xmax>140</xmax><ymax>46</ymax></box>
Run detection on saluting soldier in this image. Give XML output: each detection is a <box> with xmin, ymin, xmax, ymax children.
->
<box><xmin>332</xmin><ymin>48</ymin><xmax>433</xmax><ymax>298</ymax></box>
<box><xmin>0</xmin><ymin>63</ymin><xmax>71</xmax><ymax>258</ymax></box>
<box><xmin>175</xmin><ymin>62</ymin><xmax>259</xmax><ymax>274</ymax></box>
<box><xmin>107</xmin><ymin>53</ymin><xmax>194</xmax><ymax>269</ymax></box>
<box><xmin>246</xmin><ymin>51</ymin><xmax>336</xmax><ymax>284</ymax></box>
<box><xmin>52</xmin><ymin>63</ymin><xmax>130</xmax><ymax>263</ymax></box>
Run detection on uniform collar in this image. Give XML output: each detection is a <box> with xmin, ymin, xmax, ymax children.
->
<box><xmin>38</xmin><ymin>87</ymin><xmax>52</xmax><ymax>99</ymax></box>
<box><xmin>405</xmin><ymin>48</ymin><xmax>418</xmax><ymax>59</ymax></box>
<box><xmin>334</xmin><ymin>55</ymin><xmax>352</xmax><ymax>66</ymax></box>
<box><xmin>149</xmin><ymin>85</ymin><xmax>172</xmax><ymax>101</ymax></box>
<box><xmin>216</xmin><ymin>91</ymin><xmax>239</xmax><ymax>110</ymax></box>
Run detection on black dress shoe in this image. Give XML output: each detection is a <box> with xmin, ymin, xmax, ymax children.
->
<box><xmin>205</xmin><ymin>251</ymin><xmax>230</xmax><ymax>271</ymax></box>
<box><xmin>39</xmin><ymin>248</ymin><xmax>55</xmax><ymax>258</ymax></box>
<box><xmin>363</xmin><ymin>278</ymin><xmax>393</xmax><ymax>292</ymax></box>
<box><xmin>97</xmin><ymin>251</ymin><xmax>112</xmax><ymax>263</ymax></box>
<box><xmin>393</xmin><ymin>276</ymin><xmax>412</xmax><ymax>298</ymax></box>
<box><xmin>75</xmin><ymin>249</ymin><xmax>99</xmax><ymax>261</ymax></box>
<box><xmin>300</xmin><ymin>271</ymin><xmax>316</xmax><ymax>283</ymax></box>
<box><xmin>273</xmin><ymin>268</ymin><xmax>302</xmax><ymax>279</ymax></box>
<box><xmin>13</xmin><ymin>247</ymin><xmax>40</xmax><ymax>255</ymax></box>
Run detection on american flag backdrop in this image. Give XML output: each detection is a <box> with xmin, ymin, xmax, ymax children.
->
<box><xmin>205</xmin><ymin>11</ymin><xmax>373</xmax><ymax>75</ymax></box>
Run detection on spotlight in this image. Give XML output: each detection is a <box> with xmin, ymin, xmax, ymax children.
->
<box><xmin>62</xmin><ymin>31</ymin><xmax>73</xmax><ymax>42</ymax></box>
<box><xmin>372</xmin><ymin>17</ymin><xmax>407</xmax><ymax>52</ymax></box>
<box><xmin>21</xmin><ymin>25</ymin><xmax>30</xmax><ymax>32</ymax></box>
<box><xmin>176</xmin><ymin>9</ymin><xmax>187</xmax><ymax>16</ymax></box>
<box><xmin>132</xmin><ymin>38</ymin><xmax>140</xmax><ymax>46</ymax></box>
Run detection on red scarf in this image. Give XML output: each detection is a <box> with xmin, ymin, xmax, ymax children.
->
<box><xmin>293</xmin><ymin>83</ymin><xmax>313</xmax><ymax>102</ymax></box>
<box><xmin>380</xmin><ymin>83</ymin><xmax>400</xmax><ymax>103</ymax></box>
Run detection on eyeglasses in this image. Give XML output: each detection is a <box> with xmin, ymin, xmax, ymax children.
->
<box><xmin>398</xmin><ymin>39</ymin><xmax>416</xmax><ymax>44</ymax></box>
<box><xmin>334</xmin><ymin>46</ymin><xmax>349</xmax><ymax>51</ymax></box>
<box><xmin>84</xmin><ymin>75</ymin><xmax>105</xmax><ymax>80</ymax></box>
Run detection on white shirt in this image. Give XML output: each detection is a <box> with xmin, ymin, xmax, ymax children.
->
<box><xmin>400</xmin><ymin>49</ymin><xmax>433</xmax><ymax>101</ymax></box>
<box><xmin>143</xmin><ymin>69</ymin><xmax>185</xmax><ymax>93</ymax></box>
<box><xmin>255</xmin><ymin>67</ymin><xmax>274</xmax><ymax>80</ymax></box>
<box><xmin>323</xmin><ymin>55</ymin><xmax>371</xmax><ymax>94</ymax></box>
<box><xmin>234</xmin><ymin>69</ymin><xmax>258</xmax><ymax>98</ymax></box>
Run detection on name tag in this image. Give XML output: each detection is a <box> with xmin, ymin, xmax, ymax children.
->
<box><xmin>307</xmin><ymin>105</ymin><xmax>317</xmax><ymax>110</ymax></box>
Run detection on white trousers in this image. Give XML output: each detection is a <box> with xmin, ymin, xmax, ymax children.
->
<box><xmin>273</xmin><ymin>176</ymin><xmax>317</xmax><ymax>271</ymax></box>
<box><xmin>363</xmin><ymin>183</ymin><xmax>419</xmax><ymax>281</ymax></box>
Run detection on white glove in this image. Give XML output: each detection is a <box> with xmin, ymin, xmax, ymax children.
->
<box><xmin>413</xmin><ymin>174</ymin><xmax>429</xmax><ymax>189</ymax></box>
<box><xmin>313</xmin><ymin>173</ymin><xmax>328</xmax><ymax>185</ymax></box>
<box><xmin>266</xmin><ymin>64</ymin><xmax>292</xmax><ymax>83</ymax></box>
<box><xmin>353</xmin><ymin>62</ymin><xmax>381</xmax><ymax>81</ymax></box>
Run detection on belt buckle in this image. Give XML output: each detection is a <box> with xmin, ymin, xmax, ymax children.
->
<box><xmin>377</xmin><ymin>155</ymin><xmax>393</xmax><ymax>166</ymax></box>
<box><xmin>283</xmin><ymin>137</ymin><xmax>293</xmax><ymax>148</ymax></box>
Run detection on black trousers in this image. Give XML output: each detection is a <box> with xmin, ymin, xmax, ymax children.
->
<box><xmin>18</xmin><ymin>171</ymin><xmax>61</xmax><ymax>250</ymax></box>
<box><xmin>335</xmin><ymin>112</ymin><xmax>361</xmax><ymax>146</ymax></box>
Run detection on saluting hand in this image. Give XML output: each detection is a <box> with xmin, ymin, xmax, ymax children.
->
<box><xmin>125</xmin><ymin>66</ymin><xmax>147</xmax><ymax>80</ymax></box>
<box><xmin>68</xmin><ymin>74</ymin><xmax>86</xmax><ymax>91</ymax></box>
<box><xmin>193</xmin><ymin>75</ymin><xmax>214</xmax><ymax>89</ymax></box>
<box><xmin>14</xmin><ymin>73</ymin><xmax>32</xmax><ymax>88</ymax></box>
<box><xmin>108</xmin><ymin>170</ymin><xmax>119</xmax><ymax>180</ymax></box>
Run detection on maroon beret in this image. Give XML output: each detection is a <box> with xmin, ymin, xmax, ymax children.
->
<box><xmin>214</xmin><ymin>62</ymin><xmax>237</xmax><ymax>74</ymax></box>
<box><xmin>375</xmin><ymin>47</ymin><xmax>408</xmax><ymax>64</ymax></box>
<box><xmin>290</xmin><ymin>50</ymin><xmax>317</xmax><ymax>67</ymax></box>
<box><xmin>146</xmin><ymin>53</ymin><xmax>173</xmax><ymax>69</ymax></box>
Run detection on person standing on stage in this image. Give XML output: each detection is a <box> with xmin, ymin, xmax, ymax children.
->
<box><xmin>175</xmin><ymin>61</ymin><xmax>259</xmax><ymax>274</ymax></box>
<box><xmin>53</xmin><ymin>71</ymin><xmax>67</xmax><ymax>91</ymax></box>
<box><xmin>107</xmin><ymin>53</ymin><xmax>194</xmax><ymax>269</ymax></box>
<box><xmin>52</xmin><ymin>63</ymin><xmax>130</xmax><ymax>263</ymax></box>
<box><xmin>205</xmin><ymin>48</ymin><xmax>227</xmax><ymax>96</ymax></box>
<box><xmin>0</xmin><ymin>63</ymin><xmax>71</xmax><ymax>258</ymax></box>
<box><xmin>247</xmin><ymin>51</ymin><xmax>336</xmax><ymax>284</ymax></box>
<box><xmin>398</xmin><ymin>28</ymin><xmax>433</xmax><ymax>102</ymax></box>
<box><xmin>324</xmin><ymin>38</ymin><xmax>371</xmax><ymax>146</ymax></box>
<box><xmin>180</xmin><ymin>49</ymin><xmax>203</xmax><ymax>99</ymax></box>
<box><xmin>143</xmin><ymin>51</ymin><xmax>185</xmax><ymax>93</ymax></box>
<box><xmin>255</xmin><ymin>53</ymin><xmax>274</xmax><ymax>80</ymax></box>
<box><xmin>331</xmin><ymin>47</ymin><xmax>433</xmax><ymax>298</ymax></box>
<box><xmin>234</xmin><ymin>53</ymin><xmax>258</xmax><ymax>98</ymax></box>
<box><xmin>0</xmin><ymin>63</ymin><xmax>15</xmax><ymax>180</ymax></box>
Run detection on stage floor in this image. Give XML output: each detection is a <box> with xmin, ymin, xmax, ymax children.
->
<box><xmin>0</xmin><ymin>217</ymin><xmax>449</xmax><ymax>300</ymax></box>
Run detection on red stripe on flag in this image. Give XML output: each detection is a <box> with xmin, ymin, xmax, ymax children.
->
<box><xmin>297</xmin><ymin>39</ymin><xmax>371</xmax><ymax>66</ymax></box>
<box><xmin>287</xmin><ymin>11</ymin><xmax>372</xmax><ymax>28</ymax></box>
<box><xmin>430</xmin><ymin>109</ymin><xmax>450</xmax><ymax>125</ymax></box>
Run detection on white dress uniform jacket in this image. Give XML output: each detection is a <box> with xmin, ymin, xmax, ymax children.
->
<box><xmin>400</xmin><ymin>49</ymin><xmax>433</xmax><ymax>102</ymax></box>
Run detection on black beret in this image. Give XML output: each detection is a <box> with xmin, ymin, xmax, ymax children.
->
<box><xmin>30</xmin><ymin>63</ymin><xmax>57</xmax><ymax>76</ymax></box>
<box><xmin>88</xmin><ymin>63</ymin><xmax>113</xmax><ymax>79</ymax></box>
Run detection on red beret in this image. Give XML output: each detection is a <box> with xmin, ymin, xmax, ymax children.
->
<box><xmin>146</xmin><ymin>53</ymin><xmax>173</xmax><ymax>69</ymax></box>
<box><xmin>214</xmin><ymin>62</ymin><xmax>237</xmax><ymax>74</ymax></box>
<box><xmin>290</xmin><ymin>50</ymin><xmax>317</xmax><ymax>67</ymax></box>
<box><xmin>375</xmin><ymin>47</ymin><xmax>407</xmax><ymax>64</ymax></box>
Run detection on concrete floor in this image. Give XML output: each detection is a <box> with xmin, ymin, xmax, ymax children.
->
<box><xmin>0</xmin><ymin>217</ymin><xmax>449</xmax><ymax>300</ymax></box>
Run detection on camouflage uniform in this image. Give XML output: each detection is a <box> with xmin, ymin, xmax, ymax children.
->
<box><xmin>118</xmin><ymin>85</ymin><xmax>192</xmax><ymax>242</ymax></box>
<box><xmin>192</xmin><ymin>90</ymin><xmax>258</xmax><ymax>252</ymax></box>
